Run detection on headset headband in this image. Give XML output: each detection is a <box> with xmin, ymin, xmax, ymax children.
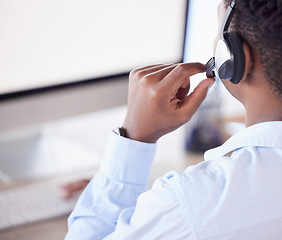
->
<box><xmin>205</xmin><ymin>0</ymin><xmax>237</xmax><ymax>79</ymax></box>
<box><xmin>220</xmin><ymin>1</ymin><xmax>236</xmax><ymax>39</ymax></box>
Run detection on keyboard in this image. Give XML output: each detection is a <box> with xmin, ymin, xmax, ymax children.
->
<box><xmin>0</xmin><ymin>180</ymin><xmax>80</xmax><ymax>230</ymax></box>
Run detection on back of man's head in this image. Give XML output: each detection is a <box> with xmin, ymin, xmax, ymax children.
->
<box><xmin>224</xmin><ymin>0</ymin><xmax>282</xmax><ymax>97</ymax></box>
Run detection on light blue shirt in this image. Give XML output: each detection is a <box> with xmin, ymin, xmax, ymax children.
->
<box><xmin>66</xmin><ymin>121</ymin><xmax>282</xmax><ymax>239</ymax></box>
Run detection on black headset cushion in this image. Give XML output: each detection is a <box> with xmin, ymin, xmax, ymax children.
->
<box><xmin>226</xmin><ymin>31</ymin><xmax>245</xmax><ymax>84</ymax></box>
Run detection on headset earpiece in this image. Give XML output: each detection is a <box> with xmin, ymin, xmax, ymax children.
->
<box><xmin>225</xmin><ymin>32</ymin><xmax>245</xmax><ymax>84</ymax></box>
<box><xmin>214</xmin><ymin>31</ymin><xmax>245</xmax><ymax>84</ymax></box>
<box><xmin>207</xmin><ymin>0</ymin><xmax>246</xmax><ymax>84</ymax></box>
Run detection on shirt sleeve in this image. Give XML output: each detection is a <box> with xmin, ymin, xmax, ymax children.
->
<box><xmin>65</xmin><ymin>131</ymin><xmax>157</xmax><ymax>240</ymax></box>
<box><xmin>104</xmin><ymin>173</ymin><xmax>194</xmax><ymax>240</ymax></box>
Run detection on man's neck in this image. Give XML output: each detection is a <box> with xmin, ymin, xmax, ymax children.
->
<box><xmin>245</xmin><ymin>91</ymin><xmax>282</xmax><ymax>127</ymax></box>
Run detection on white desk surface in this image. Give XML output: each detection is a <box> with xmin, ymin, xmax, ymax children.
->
<box><xmin>0</xmin><ymin>104</ymin><xmax>242</xmax><ymax>239</ymax></box>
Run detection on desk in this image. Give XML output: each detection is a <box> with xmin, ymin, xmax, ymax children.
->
<box><xmin>0</xmin><ymin>155</ymin><xmax>203</xmax><ymax>240</ymax></box>
<box><xmin>0</xmin><ymin>106</ymin><xmax>204</xmax><ymax>240</ymax></box>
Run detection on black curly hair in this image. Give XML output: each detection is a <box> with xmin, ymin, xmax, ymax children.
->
<box><xmin>224</xmin><ymin>0</ymin><xmax>282</xmax><ymax>97</ymax></box>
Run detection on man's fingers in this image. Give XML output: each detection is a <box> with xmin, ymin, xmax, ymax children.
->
<box><xmin>159</xmin><ymin>63</ymin><xmax>205</xmax><ymax>100</ymax></box>
<box><xmin>180</xmin><ymin>78</ymin><xmax>215</xmax><ymax>119</ymax></box>
<box><xmin>141</xmin><ymin>64</ymin><xmax>179</xmax><ymax>83</ymax></box>
<box><xmin>130</xmin><ymin>64</ymin><xmax>175</xmax><ymax>80</ymax></box>
<box><xmin>161</xmin><ymin>62</ymin><xmax>205</xmax><ymax>87</ymax></box>
<box><xmin>61</xmin><ymin>180</ymin><xmax>89</xmax><ymax>199</ymax></box>
<box><xmin>130</xmin><ymin>63</ymin><xmax>205</xmax><ymax>89</ymax></box>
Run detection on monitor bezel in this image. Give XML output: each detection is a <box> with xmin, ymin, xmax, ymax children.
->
<box><xmin>0</xmin><ymin>0</ymin><xmax>189</xmax><ymax>102</ymax></box>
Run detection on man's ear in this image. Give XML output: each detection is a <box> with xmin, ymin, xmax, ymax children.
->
<box><xmin>241</xmin><ymin>43</ymin><xmax>253</xmax><ymax>82</ymax></box>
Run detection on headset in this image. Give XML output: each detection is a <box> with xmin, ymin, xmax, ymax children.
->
<box><xmin>205</xmin><ymin>0</ymin><xmax>245</xmax><ymax>84</ymax></box>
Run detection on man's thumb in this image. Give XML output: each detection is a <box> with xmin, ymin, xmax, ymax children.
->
<box><xmin>181</xmin><ymin>78</ymin><xmax>215</xmax><ymax>119</ymax></box>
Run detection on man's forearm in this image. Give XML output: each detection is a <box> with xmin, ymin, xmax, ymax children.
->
<box><xmin>66</xmin><ymin>132</ymin><xmax>156</xmax><ymax>239</ymax></box>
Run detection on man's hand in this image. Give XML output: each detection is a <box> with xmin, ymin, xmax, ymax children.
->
<box><xmin>123</xmin><ymin>63</ymin><xmax>215</xmax><ymax>143</ymax></box>
<box><xmin>61</xmin><ymin>179</ymin><xmax>90</xmax><ymax>200</ymax></box>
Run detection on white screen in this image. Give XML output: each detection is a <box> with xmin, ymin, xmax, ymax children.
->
<box><xmin>0</xmin><ymin>0</ymin><xmax>187</xmax><ymax>95</ymax></box>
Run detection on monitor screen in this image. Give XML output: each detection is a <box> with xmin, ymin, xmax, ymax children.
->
<box><xmin>1</xmin><ymin>0</ymin><xmax>245</xmax><ymax>184</ymax></box>
<box><xmin>0</xmin><ymin>0</ymin><xmax>188</xmax><ymax>98</ymax></box>
<box><xmin>0</xmin><ymin>0</ymin><xmax>189</xmax><ymax>183</ymax></box>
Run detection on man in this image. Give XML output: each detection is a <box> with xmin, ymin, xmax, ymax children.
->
<box><xmin>66</xmin><ymin>0</ymin><xmax>282</xmax><ymax>239</ymax></box>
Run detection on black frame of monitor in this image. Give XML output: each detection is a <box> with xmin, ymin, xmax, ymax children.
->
<box><xmin>0</xmin><ymin>1</ymin><xmax>190</xmax><ymax>134</ymax></box>
<box><xmin>0</xmin><ymin>0</ymin><xmax>189</xmax><ymax>102</ymax></box>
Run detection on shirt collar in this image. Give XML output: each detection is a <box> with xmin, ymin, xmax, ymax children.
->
<box><xmin>204</xmin><ymin>121</ymin><xmax>282</xmax><ymax>161</ymax></box>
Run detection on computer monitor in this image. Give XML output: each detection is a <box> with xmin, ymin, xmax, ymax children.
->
<box><xmin>0</xmin><ymin>0</ymin><xmax>189</xmax><ymax>132</ymax></box>
<box><xmin>0</xmin><ymin>0</ymin><xmax>189</xmax><ymax>183</ymax></box>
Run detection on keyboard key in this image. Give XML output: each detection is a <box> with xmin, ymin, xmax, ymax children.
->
<box><xmin>0</xmin><ymin>180</ymin><xmax>81</xmax><ymax>230</ymax></box>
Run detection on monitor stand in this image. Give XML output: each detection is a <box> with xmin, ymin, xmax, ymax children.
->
<box><xmin>0</xmin><ymin>126</ymin><xmax>101</xmax><ymax>184</ymax></box>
